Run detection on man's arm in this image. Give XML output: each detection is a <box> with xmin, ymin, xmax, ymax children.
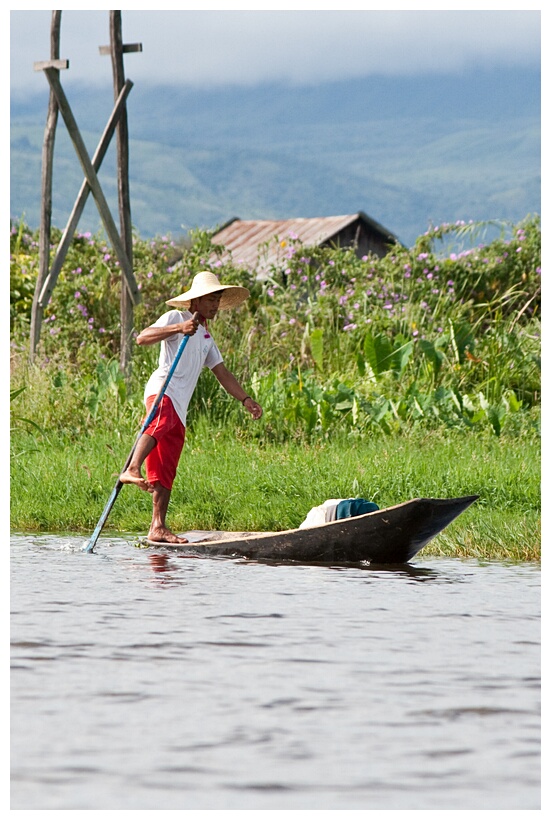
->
<box><xmin>136</xmin><ymin>316</ymin><xmax>198</xmax><ymax>346</ymax></box>
<box><xmin>211</xmin><ymin>363</ymin><xmax>263</xmax><ymax>419</ymax></box>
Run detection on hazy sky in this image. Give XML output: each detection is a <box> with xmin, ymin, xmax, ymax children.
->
<box><xmin>10</xmin><ymin>6</ymin><xmax>541</xmax><ymax>96</ymax></box>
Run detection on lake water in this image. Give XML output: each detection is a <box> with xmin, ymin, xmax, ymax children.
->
<box><xmin>10</xmin><ymin>532</ymin><xmax>540</xmax><ymax>811</ymax></box>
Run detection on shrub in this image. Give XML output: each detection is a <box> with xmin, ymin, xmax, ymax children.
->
<box><xmin>10</xmin><ymin>215</ymin><xmax>540</xmax><ymax>441</ymax></box>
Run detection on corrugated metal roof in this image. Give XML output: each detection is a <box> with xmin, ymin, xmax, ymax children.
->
<box><xmin>211</xmin><ymin>212</ymin><xmax>397</xmax><ymax>274</ymax></box>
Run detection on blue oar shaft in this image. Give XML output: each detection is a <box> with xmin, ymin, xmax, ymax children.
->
<box><xmin>85</xmin><ymin>315</ymin><xmax>198</xmax><ymax>553</ymax></box>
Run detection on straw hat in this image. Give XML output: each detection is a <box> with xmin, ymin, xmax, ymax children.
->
<box><xmin>166</xmin><ymin>271</ymin><xmax>250</xmax><ymax>311</ymax></box>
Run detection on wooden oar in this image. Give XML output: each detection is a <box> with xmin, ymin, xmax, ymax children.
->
<box><xmin>84</xmin><ymin>313</ymin><xmax>199</xmax><ymax>553</ymax></box>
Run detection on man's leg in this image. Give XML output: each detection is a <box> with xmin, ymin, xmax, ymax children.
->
<box><xmin>120</xmin><ymin>433</ymin><xmax>157</xmax><ymax>492</ymax></box>
<box><xmin>148</xmin><ymin>482</ymin><xmax>189</xmax><ymax>544</ymax></box>
<box><xmin>122</xmin><ymin>396</ymin><xmax>186</xmax><ymax>540</ymax></box>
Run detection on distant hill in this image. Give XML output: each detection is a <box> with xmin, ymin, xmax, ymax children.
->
<box><xmin>10</xmin><ymin>68</ymin><xmax>540</xmax><ymax>247</ymax></box>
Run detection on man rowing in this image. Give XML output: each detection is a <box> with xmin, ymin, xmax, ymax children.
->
<box><xmin>120</xmin><ymin>271</ymin><xmax>262</xmax><ymax>544</ymax></box>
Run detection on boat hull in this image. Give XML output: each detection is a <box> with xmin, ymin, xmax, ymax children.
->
<box><xmin>142</xmin><ymin>495</ymin><xmax>479</xmax><ymax>564</ymax></box>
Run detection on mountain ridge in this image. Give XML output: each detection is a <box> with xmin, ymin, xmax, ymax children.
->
<box><xmin>10</xmin><ymin>68</ymin><xmax>540</xmax><ymax>246</ymax></box>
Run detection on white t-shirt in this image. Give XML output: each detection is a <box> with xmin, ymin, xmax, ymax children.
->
<box><xmin>143</xmin><ymin>309</ymin><xmax>223</xmax><ymax>426</ymax></box>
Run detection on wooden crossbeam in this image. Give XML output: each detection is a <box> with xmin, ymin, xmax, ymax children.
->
<box><xmin>38</xmin><ymin>80</ymin><xmax>134</xmax><ymax>309</ymax></box>
<box><xmin>42</xmin><ymin>67</ymin><xmax>141</xmax><ymax>306</ymax></box>
<box><xmin>99</xmin><ymin>43</ymin><xmax>143</xmax><ymax>55</ymax></box>
<box><xmin>33</xmin><ymin>59</ymin><xmax>69</xmax><ymax>72</ymax></box>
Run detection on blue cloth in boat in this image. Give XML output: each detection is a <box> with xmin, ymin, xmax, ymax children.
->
<box><xmin>336</xmin><ymin>498</ymin><xmax>380</xmax><ymax>519</ymax></box>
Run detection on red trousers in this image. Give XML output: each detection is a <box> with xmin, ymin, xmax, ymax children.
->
<box><xmin>143</xmin><ymin>395</ymin><xmax>186</xmax><ymax>490</ymax></box>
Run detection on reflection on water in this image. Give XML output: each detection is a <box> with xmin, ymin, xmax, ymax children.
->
<box><xmin>10</xmin><ymin>533</ymin><xmax>540</xmax><ymax>810</ymax></box>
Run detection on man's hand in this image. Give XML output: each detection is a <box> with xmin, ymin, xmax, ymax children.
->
<box><xmin>243</xmin><ymin>397</ymin><xmax>263</xmax><ymax>419</ymax></box>
<box><xmin>180</xmin><ymin>316</ymin><xmax>199</xmax><ymax>336</ymax></box>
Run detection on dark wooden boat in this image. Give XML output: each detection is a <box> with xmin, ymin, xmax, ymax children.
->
<box><xmin>143</xmin><ymin>495</ymin><xmax>478</xmax><ymax>565</ymax></box>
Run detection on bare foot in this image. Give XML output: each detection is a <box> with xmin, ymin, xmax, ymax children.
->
<box><xmin>120</xmin><ymin>468</ymin><xmax>154</xmax><ymax>493</ymax></box>
<box><xmin>148</xmin><ymin>526</ymin><xmax>189</xmax><ymax>544</ymax></box>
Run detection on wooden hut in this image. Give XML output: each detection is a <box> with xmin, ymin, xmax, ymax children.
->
<box><xmin>211</xmin><ymin>212</ymin><xmax>400</xmax><ymax>275</ymax></box>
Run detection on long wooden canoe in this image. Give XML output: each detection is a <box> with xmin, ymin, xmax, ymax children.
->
<box><xmin>142</xmin><ymin>495</ymin><xmax>479</xmax><ymax>565</ymax></box>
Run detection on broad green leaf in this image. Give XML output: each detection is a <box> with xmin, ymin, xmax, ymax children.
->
<box><xmin>309</xmin><ymin>327</ymin><xmax>324</xmax><ymax>371</ymax></box>
<box><xmin>364</xmin><ymin>332</ymin><xmax>393</xmax><ymax>378</ymax></box>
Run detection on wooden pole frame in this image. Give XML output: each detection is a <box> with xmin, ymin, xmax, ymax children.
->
<box><xmin>38</xmin><ymin>80</ymin><xmax>134</xmax><ymax>309</ymax></box>
<box><xmin>29</xmin><ymin>10</ymin><xmax>142</xmax><ymax>363</ymax></box>
<box><xmin>42</xmin><ymin>67</ymin><xmax>140</xmax><ymax>305</ymax></box>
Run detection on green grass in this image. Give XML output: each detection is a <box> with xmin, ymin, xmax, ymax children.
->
<box><xmin>11</xmin><ymin>424</ymin><xmax>540</xmax><ymax>562</ymax></box>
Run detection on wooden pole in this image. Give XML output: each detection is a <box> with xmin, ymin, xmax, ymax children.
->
<box><xmin>29</xmin><ymin>11</ymin><xmax>63</xmax><ymax>360</ymax></box>
<box><xmin>109</xmin><ymin>11</ymin><xmax>135</xmax><ymax>378</ymax></box>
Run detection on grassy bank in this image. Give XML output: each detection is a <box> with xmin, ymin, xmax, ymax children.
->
<box><xmin>10</xmin><ymin>424</ymin><xmax>540</xmax><ymax>562</ymax></box>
